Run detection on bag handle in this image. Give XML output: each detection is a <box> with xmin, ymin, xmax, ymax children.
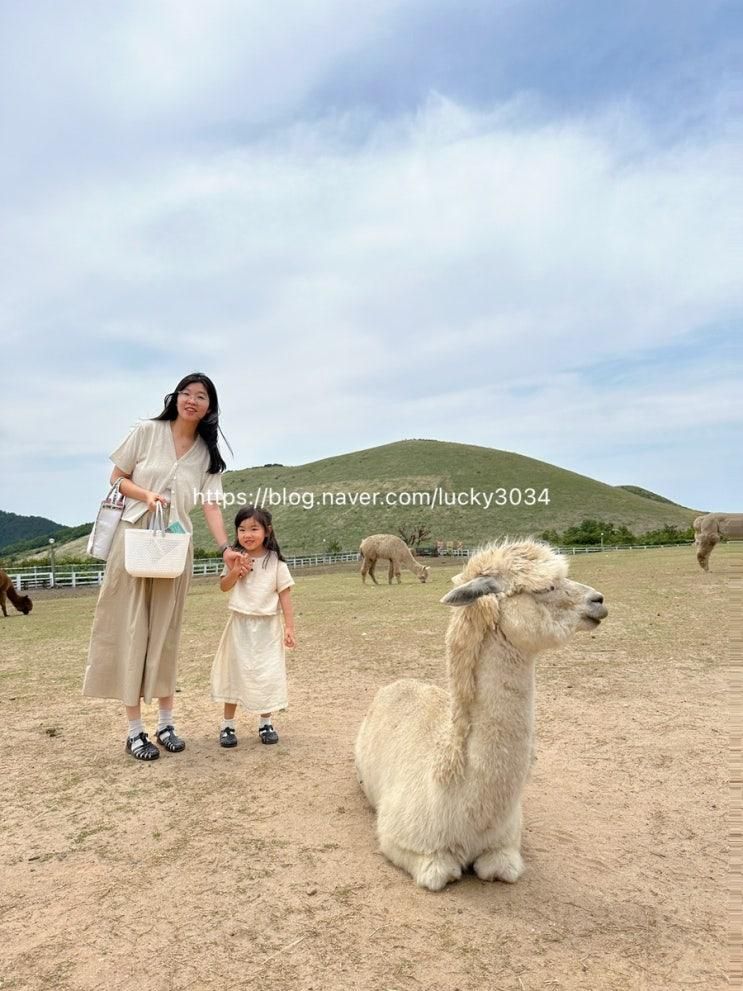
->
<box><xmin>104</xmin><ymin>477</ymin><xmax>125</xmax><ymax>507</ymax></box>
<box><xmin>148</xmin><ymin>502</ymin><xmax>166</xmax><ymax>534</ymax></box>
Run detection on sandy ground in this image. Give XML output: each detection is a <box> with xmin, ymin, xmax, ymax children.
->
<box><xmin>0</xmin><ymin>546</ymin><xmax>732</xmax><ymax>991</ymax></box>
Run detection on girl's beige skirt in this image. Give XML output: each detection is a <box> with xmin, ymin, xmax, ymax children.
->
<box><xmin>211</xmin><ymin>612</ymin><xmax>287</xmax><ymax>712</ymax></box>
<box><xmin>82</xmin><ymin>516</ymin><xmax>193</xmax><ymax>706</ymax></box>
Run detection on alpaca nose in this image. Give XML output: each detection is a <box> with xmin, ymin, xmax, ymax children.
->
<box><xmin>589</xmin><ymin>592</ymin><xmax>604</xmax><ymax>605</ymax></box>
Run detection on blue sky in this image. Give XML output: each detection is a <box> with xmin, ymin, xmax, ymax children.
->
<box><xmin>1</xmin><ymin>1</ymin><xmax>741</xmax><ymax>525</ymax></box>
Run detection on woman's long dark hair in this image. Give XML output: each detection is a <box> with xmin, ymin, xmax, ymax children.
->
<box><xmin>153</xmin><ymin>372</ymin><xmax>231</xmax><ymax>474</ymax></box>
<box><xmin>233</xmin><ymin>506</ymin><xmax>286</xmax><ymax>565</ymax></box>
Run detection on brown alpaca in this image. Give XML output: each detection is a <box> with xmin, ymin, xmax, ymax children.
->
<box><xmin>360</xmin><ymin>534</ymin><xmax>430</xmax><ymax>585</ymax></box>
<box><xmin>0</xmin><ymin>569</ymin><xmax>33</xmax><ymax>617</ymax></box>
<box><xmin>693</xmin><ymin>514</ymin><xmax>743</xmax><ymax>571</ymax></box>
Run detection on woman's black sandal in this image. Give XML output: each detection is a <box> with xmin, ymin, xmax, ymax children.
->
<box><xmin>155</xmin><ymin>725</ymin><xmax>186</xmax><ymax>752</ymax></box>
<box><xmin>125</xmin><ymin>731</ymin><xmax>160</xmax><ymax>761</ymax></box>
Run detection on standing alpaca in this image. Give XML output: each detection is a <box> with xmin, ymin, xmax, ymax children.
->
<box><xmin>355</xmin><ymin>539</ymin><xmax>607</xmax><ymax>890</ymax></box>
<box><xmin>0</xmin><ymin>569</ymin><xmax>33</xmax><ymax>617</ymax></box>
<box><xmin>360</xmin><ymin>534</ymin><xmax>430</xmax><ymax>585</ymax></box>
<box><xmin>693</xmin><ymin>513</ymin><xmax>743</xmax><ymax>571</ymax></box>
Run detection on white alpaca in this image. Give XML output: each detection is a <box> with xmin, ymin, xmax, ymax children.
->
<box><xmin>360</xmin><ymin>534</ymin><xmax>430</xmax><ymax>585</ymax></box>
<box><xmin>354</xmin><ymin>539</ymin><xmax>608</xmax><ymax>891</ymax></box>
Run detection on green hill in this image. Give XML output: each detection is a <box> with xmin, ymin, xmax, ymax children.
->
<box><xmin>6</xmin><ymin>440</ymin><xmax>699</xmax><ymax>561</ymax></box>
<box><xmin>0</xmin><ymin>509</ymin><xmax>66</xmax><ymax>553</ymax></box>
<box><xmin>0</xmin><ymin>510</ymin><xmax>93</xmax><ymax>556</ymax></box>
<box><xmin>188</xmin><ymin>439</ymin><xmax>698</xmax><ymax>555</ymax></box>
<box><xmin>617</xmin><ymin>485</ymin><xmax>688</xmax><ymax>507</ymax></box>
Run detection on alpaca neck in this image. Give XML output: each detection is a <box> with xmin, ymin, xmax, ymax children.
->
<box><xmin>7</xmin><ymin>586</ymin><xmax>23</xmax><ymax>607</ymax></box>
<box><xmin>436</xmin><ymin>627</ymin><xmax>535</xmax><ymax>803</ymax></box>
<box><xmin>466</xmin><ymin>633</ymin><xmax>535</xmax><ymax>778</ymax></box>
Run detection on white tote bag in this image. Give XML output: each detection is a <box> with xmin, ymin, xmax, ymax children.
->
<box><xmin>124</xmin><ymin>504</ymin><xmax>191</xmax><ymax>579</ymax></box>
<box><xmin>87</xmin><ymin>479</ymin><xmax>126</xmax><ymax>561</ymax></box>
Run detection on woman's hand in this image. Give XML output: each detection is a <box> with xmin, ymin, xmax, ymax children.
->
<box><xmin>145</xmin><ymin>491</ymin><xmax>170</xmax><ymax>512</ymax></box>
<box><xmin>229</xmin><ymin>552</ymin><xmax>252</xmax><ymax>578</ymax></box>
<box><xmin>284</xmin><ymin>628</ymin><xmax>296</xmax><ymax>648</ymax></box>
<box><xmin>223</xmin><ymin>548</ymin><xmax>247</xmax><ymax>571</ymax></box>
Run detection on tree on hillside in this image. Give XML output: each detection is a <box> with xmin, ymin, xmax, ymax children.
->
<box><xmin>398</xmin><ymin>525</ymin><xmax>432</xmax><ymax>548</ymax></box>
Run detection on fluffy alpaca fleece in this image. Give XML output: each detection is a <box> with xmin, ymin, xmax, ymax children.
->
<box><xmin>360</xmin><ymin>534</ymin><xmax>429</xmax><ymax>584</ymax></box>
<box><xmin>354</xmin><ymin>539</ymin><xmax>608</xmax><ymax>891</ymax></box>
<box><xmin>693</xmin><ymin>513</ymin><xmax>743</xmax><ymax>571</ymax></box>
<box><xmin>0</xmin><ymin>569</ymin><xmax>33</xmax><ymax>617</ymax></box>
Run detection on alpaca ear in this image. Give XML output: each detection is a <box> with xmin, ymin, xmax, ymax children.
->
<box><xmin>440</xmin><ymin>576</ymin><xmax>504</xmax><ymax>606</ymax></box>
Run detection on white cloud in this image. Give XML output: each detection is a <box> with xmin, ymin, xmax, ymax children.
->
<box><xmin>1</xmin><ymin>27</ymin><xmax>740</xmax><ymax>524</ymax></box>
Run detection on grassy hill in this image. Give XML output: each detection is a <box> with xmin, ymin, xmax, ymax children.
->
<box><xmin>616</xmin><ymin>485</ymin><xmax>692</xmax><ymax>507</ymax></box>
<box><xmin>6</xmin><ymin>440</ymin><xmax>699</xmax><ymax>561</ymax></box>
<box><xmin>0</xmin><ymin>509</ymin><xmax>66</xmax><ymax>553</ymax></box>
<box><xmin>189</xmin><ymin>439</ymin><xmax>698</xmax><ymax>555</ymax></box>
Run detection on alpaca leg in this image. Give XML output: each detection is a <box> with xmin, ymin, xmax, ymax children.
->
<box><xmin>378</xmin><ymin>833</ymin><xmax>462</xmax><ymax>891</ymax></box>
<box><xmin>368</xmin><ymin>560</ymin><xmax>379</xmax><ymax>585</ymax></box>
<box><xmin>395</xmin><ymin>565</ymin><xmax>401</xmax><ymax>584</ymax></box>
<box><xmin>388</xmin><ymin>560</ymin><xmax>394</xmax><ymax>584</ymax></box>
<box><xmin>473</xmin><ymin>806</ymin><xmax>524</xmax><ymax>884</ymax></box>
<box><xmin>361</xmin><ymin>556</ymin><xmax>369</xmax><ymax>583</ymax></box>
<box><xmin>0</xmin><ymin>588</ymin><xmax>6</xmax><ymax>617</ymax></box>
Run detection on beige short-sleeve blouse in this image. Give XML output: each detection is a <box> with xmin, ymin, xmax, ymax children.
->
<box><xmin>223</xmin><ymin>553</ymin><xmax>295</xmax><ymax>616</ymax></box>
<box><xmin>111</xmin><ymin>419</ymin><xmax>224</xmax><ymax>532</ymax></box>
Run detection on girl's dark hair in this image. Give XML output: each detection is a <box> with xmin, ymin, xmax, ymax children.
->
<box><xmin>152</xmin><ymin>372</ymin><xmax>231</xmax><ymax>474</ymax></box>
<box><xmin>233</xmin><ymin>506</ymin><xmax>286</xmax><ymax>564</ymax></box>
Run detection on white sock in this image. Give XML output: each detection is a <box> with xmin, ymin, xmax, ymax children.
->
<box><xmin>157</xmin><ymin>708</ymin><xmax>173</xmax><ymax>733</ymax></box>
<box><xmin>221</xmin><ymin>719</ymin><xmax>236</xmax><ymax>731</ymax></box>
<box><xmin>128</xmin><ymin>718</ymin><xmax>145</xmax><ymax>741</ymax></box>
<box><xmin>259</xmin><ymin>716</ymin><xmax>272</xmax><ymax>728</ymax></box>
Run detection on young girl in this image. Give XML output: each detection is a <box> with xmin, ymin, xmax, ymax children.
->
<box><xmin>211</xmin><ymin>506</ymin><xmax>296</xmax><ymax>746</ymax></box>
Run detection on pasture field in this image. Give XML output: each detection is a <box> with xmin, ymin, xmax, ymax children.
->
<box><xmin>1</xmin><ymin>546</ymin><xmax>731</xmax><ymax>990</ymax></box>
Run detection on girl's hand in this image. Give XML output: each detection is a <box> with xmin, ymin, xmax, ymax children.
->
<box><xmin>284</xmin><ymin>629</ymin><xmax>296</xmax><ymax>648</ymax></box>
<box><xmin>230</xmin><ymin>552</ymin><xmax>252</xmax><ymax>578</ymax></box>
<box><xmin>145</xmin><ymin>491</ymin><xmax>169</xmax><ymax>512</ymax></box>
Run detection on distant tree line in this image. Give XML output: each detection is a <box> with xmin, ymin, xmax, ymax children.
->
<box><xmin>1</xmin><ymin>517</ymin><xmax>697</xmax><ymax>570</ymax></box>
<box><xmin>539</xmin><ymin>519</ymin><xmax>695</xmax><ymax>547</ymax></box>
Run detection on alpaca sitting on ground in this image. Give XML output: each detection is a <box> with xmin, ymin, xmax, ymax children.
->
<box><xmin>360</xmin><ymin>534</ymin><xmax>430</xmax><ymax>585</ymax></box>
<box><xmin>0</xmin><ymin>569</ymin><xmax>33</xmax><ymax>617</ymax></box>
<box><xmin>693</xmin><ymin>513</ymin><xmax>743</xmax><ymax>571</ymax></box>
<box><xmin>354</xmin><ymin>538</ymin><xmax>608</xmax><ymax>891</ymax></box>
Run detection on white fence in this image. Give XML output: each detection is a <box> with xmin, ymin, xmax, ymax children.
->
<box><xmin>7</xmin><ymin>551</ymin><xmax>364</xmax><ymax>590</ymax></box>
<box><xmin>5</xmin><ymin>543</ymin><xmax>695</xmax><ymax>591</ymax></box>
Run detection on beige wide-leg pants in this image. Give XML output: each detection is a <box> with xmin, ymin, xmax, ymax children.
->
<box><xmin>82</xmin><ymin>516</ymin><xmax>193</xmax><ymax>706</ymax></box>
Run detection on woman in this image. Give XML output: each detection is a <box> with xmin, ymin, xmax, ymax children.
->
<box><xmin>83</xmin><ymin>373</ymin><xmax>242</xmax><ymax>761</ymax></box>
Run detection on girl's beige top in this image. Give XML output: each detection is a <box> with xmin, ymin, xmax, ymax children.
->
<box><xmin>224</xmin><ymin>552</ymin><xmax>294</xmax><ymax>616</ymax></box>
<box><xmin>111</xmin><ymin>419</ymin><xmax>224</xmax><ymax>532</ymax></box>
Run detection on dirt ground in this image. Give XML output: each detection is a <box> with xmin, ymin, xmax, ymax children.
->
<box><xmin>0</xmin><ymin>546</ymin><xmax>732</xmax><ymax>990</ymax></box>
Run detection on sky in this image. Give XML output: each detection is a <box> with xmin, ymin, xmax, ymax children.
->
<box><xmin>1</xmin><ymin>0</ymin><xmax>741</xmax><ymax>525</ymax></box>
